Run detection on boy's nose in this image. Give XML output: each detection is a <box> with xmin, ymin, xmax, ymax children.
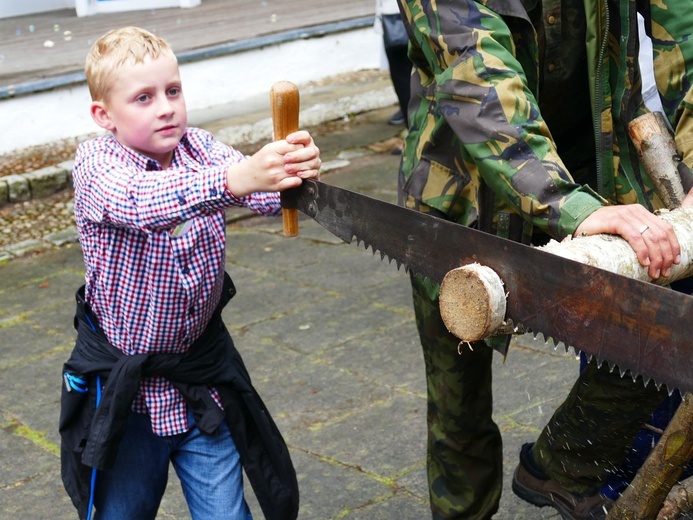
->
<box><xmin>157</xmin><ymin>97</ymin><xmax>175</xmax><ymax>116</ymax></box>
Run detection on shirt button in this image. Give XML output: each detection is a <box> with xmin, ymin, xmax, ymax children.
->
<box><xmin>189</xmin><ymin>306</ymin><xmax>195</xmax><ymax>316</ymax></box>
<box><xmin>182</xmin><ymin>266</ymin><xmax>190</xmax><ymax>275</ymax></box>
<box><xmin>210</xmin><ymin>188</ymin><xmax>217</xmax><ymax>196</ymax></box>
<box><xmin>548</xmin><ymin>63</ymin><xmax>556</xmax><ymax>73</ymax></box>
<box><xmin>547</xmin><ymin>15</ymin><xmax>556</xmax><ymax>24</ymax></box>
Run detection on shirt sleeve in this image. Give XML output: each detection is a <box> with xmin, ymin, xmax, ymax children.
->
<box><xmin>73</xmin><ymin>131</ymin><xmax>281</xmax><ymax>232</ymax></box>
<box><xmin>193</xmin><ymin>129</ymin><xmax>282</xmax><ymax>216</ymax></box>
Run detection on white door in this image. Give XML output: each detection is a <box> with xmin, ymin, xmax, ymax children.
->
<box><xmin>75</xmin><ymin>0</ymin><xmax>200</xmax><ymax>17</ymax></box>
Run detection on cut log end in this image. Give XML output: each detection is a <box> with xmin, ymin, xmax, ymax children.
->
<box><xmin>439</xmin><ymin>264</ymin><xmax>507</xmax><ymax>341</ymax></box>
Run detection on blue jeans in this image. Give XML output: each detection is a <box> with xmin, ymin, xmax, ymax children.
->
<box><xmin>93</xmin><ymin>410</ymin><xmax>252</xmax><ymax>520</ymax></box>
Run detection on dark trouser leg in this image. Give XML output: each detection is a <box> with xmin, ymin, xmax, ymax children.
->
<box><xmin>384</xmin><ymin>42</ymin><xmax>412</xmax><ymax>122</ymax></box>
<box><xmin>411</xmin><ymin>275</ymin><xmax>502</xmax><ymax>519</ymax></box>
<box><xmin>533</xmin><ymin>357</ymin><xmax>667</xmax><ymax>495</ymax></box>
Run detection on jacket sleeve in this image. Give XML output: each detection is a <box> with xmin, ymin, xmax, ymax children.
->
<box><xmin>400</xmin><ymin>0</ymin><xmax>605</xmax><ymax>239</ymax></box>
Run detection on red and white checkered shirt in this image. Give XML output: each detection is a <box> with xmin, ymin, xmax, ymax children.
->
<box><xmin>73</xmin><ymin>128</ymin><xmax>281</xmax><ymax>436</ymax></box>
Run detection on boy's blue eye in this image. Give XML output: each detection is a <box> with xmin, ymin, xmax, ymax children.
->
<box><xmin>136</xmin><ymin>94</ymin><xmax>150</xmax><ymax>103</ymax></box>
<box><xmin>168</xmin><ymin>87</ymin><xmax>181</xmax><ymax>97</ymax></box>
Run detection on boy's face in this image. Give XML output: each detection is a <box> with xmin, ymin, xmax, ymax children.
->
<box><xmin>90</xmin><ymin>53</ymin><xmax>187</xmax><ymax>168</ymax></box>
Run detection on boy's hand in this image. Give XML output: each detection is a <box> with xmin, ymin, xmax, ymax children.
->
<box><xmin>283</xmin><ymin>131</ymin><xmax>321</xmax><ymax>180</ymax></box>
<box><xmin>226</xmin><ymin>130</ymin><xmax>321</xmax><ymax>197</ymax></box>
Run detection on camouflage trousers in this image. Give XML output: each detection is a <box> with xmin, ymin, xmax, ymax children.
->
<box><xmin>410</xmin><ymin>275</ymin><xmax>502</xmax><ymax>519</ymax></box>
<box><xmin>532</xmin><ymin>356</ymin><xmax>667</xmax><ymax>495</ymax></box>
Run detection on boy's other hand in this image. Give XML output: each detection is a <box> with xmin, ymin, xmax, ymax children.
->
<box><xmin>226</xmin><ymin>130</ymin><xmax>321</xmax><ymax>197</ymax></box>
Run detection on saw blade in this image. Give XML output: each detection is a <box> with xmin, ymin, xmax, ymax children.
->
<box><xmin>282</xmin><ymin>179</ymin><xmax>693</xmax><ymax>394</ymax></box>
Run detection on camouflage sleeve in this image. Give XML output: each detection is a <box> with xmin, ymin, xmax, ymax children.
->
<box><xmin>400</xmin><ymin>0</ymin><xmax>605</xmax><ymax>239</ymax></box>
<box><xmin>650</xmin><ymin>0</ymin><xmax>693</xmax><ymax>168</ymax></box>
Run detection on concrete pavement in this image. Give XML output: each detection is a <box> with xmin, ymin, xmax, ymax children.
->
<box><xmin>0</xmin><ymin>101</ymin><xmax>577</xmax><ymax>518</ymax></box>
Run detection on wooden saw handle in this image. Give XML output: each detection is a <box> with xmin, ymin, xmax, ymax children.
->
<box><xmin>270</xmin><ymin>81</ymin><xmax>300</xmax><ymax>237</ymax></box>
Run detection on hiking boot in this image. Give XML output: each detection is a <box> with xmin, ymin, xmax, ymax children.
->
<box><xmin>512</xmin><ymin>443</ymin><xmax>612</xmax><ymax>520</ymax></box>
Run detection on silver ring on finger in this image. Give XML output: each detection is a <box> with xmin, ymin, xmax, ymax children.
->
<box><xmin>638</xmin><ymin>224</ymin><xmax>649</xmax><ymax>234</ymax></box>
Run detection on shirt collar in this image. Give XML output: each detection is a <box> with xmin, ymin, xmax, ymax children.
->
<box><xmin>105</xmin><ymin>131</ymin><xmax>193</xmax><ymax>171</ymax></box>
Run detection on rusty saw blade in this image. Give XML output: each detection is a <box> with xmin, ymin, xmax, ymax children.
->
<box><xmin>283</xmin><ymin>179</ymin><xmax>693</xmax><ymax>394</ymax></box>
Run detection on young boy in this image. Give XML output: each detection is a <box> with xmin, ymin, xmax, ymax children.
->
<box><xmin>59</xmin><ymin>26</ymin><xmax>320</xmax><ymax>520</ymax></box>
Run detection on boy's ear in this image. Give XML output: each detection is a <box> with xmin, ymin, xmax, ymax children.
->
<box><xmin>90</xmin><ymin>101</ymin><xmax>115</xmax><ymax>131</ymax></box>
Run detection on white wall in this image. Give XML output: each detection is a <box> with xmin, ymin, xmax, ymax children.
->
<box><xmin>75</xmin><ymin>0</ymin><xmax>199</xmax><ymax>17</ymax></box>
<box><xmin>0</xmin><ymin>0</ymin><xmax>75</xmax><ymax>19</ymax></box>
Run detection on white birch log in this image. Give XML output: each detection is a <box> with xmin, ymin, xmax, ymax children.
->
<box><xmin>439</xmin><ymin>206</ymin><xmax>693</xmax><ymax>341</ymax></box>
<box><xmin>439</xmin><ymin>264</ymin><xmax>507</xmax><ymax>342</ymax></box>
<box><xmin>539</xmin><ymin>207</ymin><xmax>693</xmax><ymax>285</ymax></box>
<box><xmin>629</xmin><ymin>112</ymin><xmax>686</xmax><ymax>210</ymax></box>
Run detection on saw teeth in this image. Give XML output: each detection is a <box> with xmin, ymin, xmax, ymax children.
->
<box><xmin>531</xmin><ymin>331</ymin><xmax>547</xmax><ymax>344</ymax></box>
<box><xmin>558</xmin><ymin>341</ymin><xmax>569</xmax><ymax>354</ymax></box>
<box><xmin>352</xmin><ymin>236</ymin><xmax>408</xmax><ymax>274</ymax></box>
<box><xmin>516</xmin><ymin>328</ymin><xmax>669</xmax><ymax>391</ymax></box>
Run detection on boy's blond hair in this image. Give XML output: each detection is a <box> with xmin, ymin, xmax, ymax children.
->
<box><xmin>85</xmin><ymin>26</ymin><xmax>175</xmax><ymax>101</ymax></box>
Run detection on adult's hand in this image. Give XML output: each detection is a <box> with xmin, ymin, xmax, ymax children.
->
<box><xmin>574</xmin><ymin>204</ymin><xmax>681</xmax><ymax>279</ymax></box>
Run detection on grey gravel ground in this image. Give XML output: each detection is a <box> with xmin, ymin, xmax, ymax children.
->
<box><xmin>0</xmin><ymin>188</ymin><xmax>75</xmax><ymax>248</ymax></box>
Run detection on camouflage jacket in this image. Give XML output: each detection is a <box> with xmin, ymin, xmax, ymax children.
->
<box><xmin>649</xmin><ymin>0</ymin><xmax>693</xmax><ymax>167</ymax></box>
<box><xmin>397</xmin><ymin>0</ymin><xmax>682</xmax><ymax>240</ymax></box>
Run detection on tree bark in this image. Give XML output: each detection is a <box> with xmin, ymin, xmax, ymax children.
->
<box><xmin>607</xmin><ymin>394</ymin><xmax>693</xmax><ymax>520</ymax></box>
<box><xmin>657</xmin><ymin>475</ymin><xmax>693</xmax><ymax>520</ymax></box>
<box><xmin>628</xmin><ymin>112</ymin><xmax>686</xmax><ymax>210</ymax></box>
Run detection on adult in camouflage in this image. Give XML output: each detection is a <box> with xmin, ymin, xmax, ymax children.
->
<box><xmin>395</xmin><ymin>0</ymin><xmax>693</xmax><ymax>518</ymax></box>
